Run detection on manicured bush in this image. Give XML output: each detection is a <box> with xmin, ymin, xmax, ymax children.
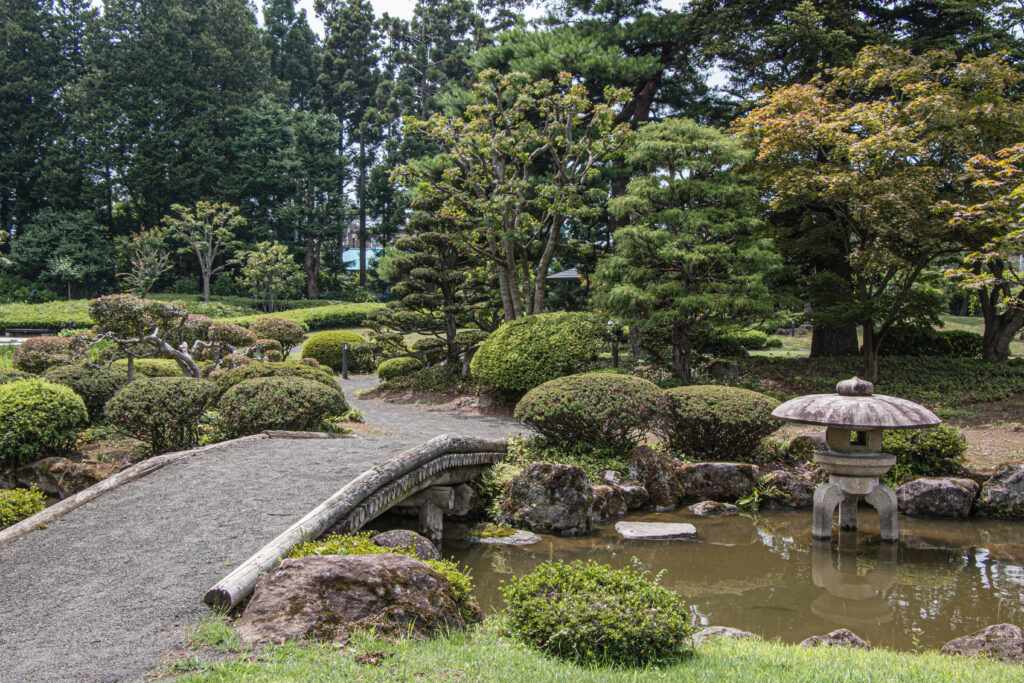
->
<box><xmin>514</xmin><ymin>373</ymin><xmax>667</xmax><ymax>450</ymax></box>
<box><xmin>379</xmin><ymin>364</ymin><xmax>482</xmax><ymax>396</ymax></box>
<box><xmin>0</xmin><ymin>379</ymin><xmax>88</xmax><ymax>466</ymax></box>
<box><xmin>224</xmin><ymin>302</ymin><xmax>384</xmax><ymax>331</ymax></box>
<box><xmin>878</xmin><ymin>326</ymin><xmax>952</xmax><ymax>357</ymax></box>
<box><xmin>105</xmin><ymin>377</ymin><xmax>218</xmax><ymax>454</ymax></box>
<box><xmin>297</xmin><ymin>357</ymin><xmax>320</xmax><ymax>368</ymax></box>
<box><xmin>287</xmin><ymin>532</ymin><xmax>479</xmax><ymax>623</ymax></box>
<box><xmin>0</xmin><ymin>299</ymin><xmax>93</xmax><ymax>330</ymax></box>
<box><xmin>377</xmin><ymin>356</ymin><xmax>424</xmax><ymax>382</ymax></box>
<box><xmin>12</xmin><ymin>335</ymin><xmax>82</xmax><ymax>374</ymax></box>
<box><xmin>208</xmin><ymin>321</ymin><xmax>257</xmax><ymax>347</ymax></box>
<box><xmin>209</xmin><ymin>361</ymin><xmax>340</xmax><ymax>398</ymax></box>
<box><xmin>248</xmin><ymin>317</ymin><xmax>307</xmax><ymax>354</ymax></box>
<box><xmin>253</xmin><ymin>338</ymin><xmax>284</xmax><ymax>360</ymax></box>
<box><xmin>410</xmin><ymin>337</ymin><xmax>445</xmax><ymax>364</ymax></box>
<box><xmin>0</xmin><ymin>367</ymin><xmax>31</xmax><ymax>384</ymax></box>
<box><xmin>501</xmin><ymin>559</ymin><xmax>692</xmax><ymax>666</ymax></box>
<box><xmin>660</xmin><ymin>385</ymin><xmax>781</xmax><ymax>460</ymax></box>
<box><xmin>43</xmin><ymin>364</ymin><xmax>129</xmax><ymax>419</ymax></box>
<box><xmin>695</xmin><ymin>329</ymin><xmax>769</xmax><ymax>356</ymax></box>
<box><xmin>217</xmin><ymin>377</ymin><xmax>345</xmax><ymax>436</ymax></box>
<box><xmin>301</xmin><ymin>330</ymin><xmax>377</xmax><ymax>373</ymax></box>
<box><xmin>112</xmin><ymin>358</ymin><xmax>185</xmax><ymax>377</ymax></box>
<box><xmin>470</xmin><ymin>313</ymin><xmax>602</xmax><ymax>393</ymax></box>
<box><xmin>883</xmin><ymin>424</ymin><xmax>967</xmax><ymax>481</ymax></box>
<box><xmin>0</xmin><ymin>486</ymin><xmax>46</xmax><ymax>529</ymax></box>
<box><xmin>938</xmin><ymin>330</ymin><xmax>983</xmax><ymax>359</ymax></box>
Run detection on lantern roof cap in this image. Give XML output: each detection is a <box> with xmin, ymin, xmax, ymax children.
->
<box><xmin>771</xmin><ymin>377</ymin><xmax>940</xmax><ymax>430</ymax></box>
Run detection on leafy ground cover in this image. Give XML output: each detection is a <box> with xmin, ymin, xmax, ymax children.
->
<box><xmin>165</xmin><ymin>616</ymin><xmax>1023</xmax><ymax>682</ymax></box>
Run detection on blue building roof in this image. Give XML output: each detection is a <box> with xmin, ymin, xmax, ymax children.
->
<box><xmin>341</xmin><ymin>248</ymin><xmax>384</xmax><ymax>270</ymax></box>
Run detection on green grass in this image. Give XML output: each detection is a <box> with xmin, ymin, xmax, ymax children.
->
<box><xmin>170</xmin><ymin>617</ymin><xmax>1021</xmax><ymax>682</ymax></box>
<box><xmin>0</xmin><ymin>345</ymin><xmax>13</xmax><ymax>368</ymax></box>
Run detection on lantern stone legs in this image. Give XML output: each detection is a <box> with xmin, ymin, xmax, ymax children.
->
<box><xmin>811</xmin><ymin>450</ymin><xmax>899</xmax><ymax>543</ymax></box>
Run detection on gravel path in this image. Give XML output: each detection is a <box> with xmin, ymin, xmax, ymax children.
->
<box><xmin>0</xmin><ymin>376</ymin><xmax>526</xmax><ymax>683</ymax></box>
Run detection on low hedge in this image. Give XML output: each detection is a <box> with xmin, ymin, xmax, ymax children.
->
<box><xmin>0</xmin><ymin>379</ymin><xmax>89</xmax><ymax>466</ymax></box>
<box><xmin>659</xmin><ymin>385</ymin><xmax>781</xmax><ymax>461</ymax></box>
<box><xmin>470</xmin><ymin>312</ymin><xmax>602</xmax><ymax>393</ymax></box>
<box><xmin>105</xmin><ymin>377</ymin><xmax>218</xmax><ymax>454</ymax></box>
<box><xmin>514</xmin><ymin>373</ymin><xmax>667</xmax><ymax>450</ymax></box>
<box><xmin>301</xmin><ymin>331</ymin><xmax>377</xmax><ymax>373</ymax></box>
<box><xmin>247</xmin><ymin>317</ymin><xmax>307</xmax><ymax>354</ymax></box>
<box><xmin>501</xmin><ymin>559</ymin><xmax>693</xmax><ymax>666</ymax></box>
<box><xmin>377</xmin><ymin>356</ymin><xmax>424</xmax><ymax>382</ymax></box>
<box><xmin>224</xmin><ymin>302</ymin><xmax>384</xmax><ymax>331</ymax></box>
<box><xmin>209</xmin><ymin>361</ymin><xmax>341</xmax><ymax>398</ymax></box>
<box><xmin>0</xmin><ymin>300</ymin><xmax>93</xmax><ymax>330</ymax></box>
<box><xmin>0</xmin><ymin>486</ymin><xmax>47</xmax><ymax>530</ymax></box>
<box><xmin>43</xmin><ymin>364</ymin><xmax>129</xmax><ymax>419</ymax></box>
<box><xmin>883</xmin><ymin>424</ymin><xmax>967</xmax><ymax>483</ymax></box>
<box><xmin>878</xmin><ymin>327</ymin><xmax>983</xmax><ymax>358</ymax></box>
<box><xmin>218</xmin><ymin>376</ymin><xmax>344</xmax><ymax>436</ymax></box>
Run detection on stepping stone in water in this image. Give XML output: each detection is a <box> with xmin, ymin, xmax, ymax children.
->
<box><xmin>614</xmin><ymin>521</ymin><xmax>697</xmax><ymax>540</ymax></box>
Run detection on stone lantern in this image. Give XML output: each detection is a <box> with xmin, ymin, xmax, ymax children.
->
<box><xmin>771</xmin><ymin>377</ymin><xmax>939</xmax><ymax>542</ymax></box>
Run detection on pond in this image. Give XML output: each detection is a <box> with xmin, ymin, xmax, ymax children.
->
<box><xmin>445</xmin><ymin>510</ymin><xmax>1024</xmax><ymax>652</ymax></box>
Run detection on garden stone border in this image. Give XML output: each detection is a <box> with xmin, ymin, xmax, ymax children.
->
<box><xmin>0</xmin><ymin>434</ymin><xmax>271</xmax><ymax>545</ymax></box>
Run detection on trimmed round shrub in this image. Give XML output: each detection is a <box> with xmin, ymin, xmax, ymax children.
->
<box><xmin>0</xmin><ymin>379</ymin><xmax>88</xmax><ymax>466</ymax></box>
<box><xmin>0</xmin><ymin>367</ymin><xmax>31</xmax><ymax>385</ymax></box>
<box><xmin>939</xmin><ymin>330</ymin><xmax>983</xmax><ymax>358</ymax></box>
<box><xmin>501</xmin><ymin>559</ymin><xmax>693</xmax><ymax>666</ymax></box>
<box><xmin>883</xmin><ymin>424</ymin><xmax>967</xmax><ymax>480</ymax></box>
<box><xmin>301</xmin><ymin>330</ymin><xmax>373</xmax><ymax>373</ymax></box>
<box><xmin>113</xmin><ymin>358</ymin><xmax>183</xmax><ymax>377</ymax></box>
<box><xmin>514</xmin><ymin>373</ymin><xmax>667</xmax><ymax>450</ymax></box>
<box><xmin>105</xmin><ymin>377</ymin><xmax>218</xmax><ymax>454</ymax></box>
<box><xmin>410</xmin><ymin>337</ymin><xmax>445</xmax><ymax>364</ymax></box>
<box><xmin>297</xmin><ymin>357</ymin><xmax>320</xmax><ymax>368</ymax></box>
<box><xmin>218</xmin><ymin>377</ymin><xmax>345</xmax><ymax>436</ymax></box>
<box><xmin>377</xmin><ymin>356</ymin><xmax>424</xmax><ymax>382</ymax></box>
<box><xmin>878</xmin><ymin>326</ymin><xmax>952</xmax><ymax>357</ymax></box>
<box><xmin>249</xmin><ymin>317</ymin><xmax>307</xmax><ymax>354</ymax></box>
<box><xmin>209</xmin><ymin>361</ymin><xmax>340</xmax><ymax>398</ymax></box>
<box><xmin>209</xmin><ymin>321</ymin><xmax>257</xmax><ymax>347</ymax></box>
<box><xmin>470</xmin><ymin>312</ymin><xmax>602</xmax><ymax>393</ymax></box>
<box><xmin>660</xmin><ymin>385</ymin><xmax>781</xmax><ymax>461</ymax></box>
<box><xmin>12</xmin><ymin>335</ymin><xmax>80</xmax><ymax>374</ymax></box>
<box><xmin>43</xmin><ymin>364</ymin><xmax>129</xmax><ymax>419</ymax></box>
<box><xmin>0</xmin><ymin>486</ymin><xmax>46</xmax><ymax>530</ymax></box>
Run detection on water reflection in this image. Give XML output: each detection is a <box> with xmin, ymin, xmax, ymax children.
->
<box><xmin>444</xmin><ymin>510</ymin><xmax>1024</xmax><ymax>651</ymax></box>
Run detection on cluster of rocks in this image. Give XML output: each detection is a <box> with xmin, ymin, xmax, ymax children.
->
<box><xmin>895</xmin><ymin>465</ymin><xmax>1024</xmax><ymax>519</ymax></box>
<box><xmin>494</xmin><ymin>445</ymin><xmax>817</xmax><ymax>536</ymax></box>
<box><xmin>0</xmin><ymin>456</ymin><xmax>110</xmax><ymax>499</ymax></box>
<box><xmin>694</xmin><ymin>623</ymin><xmax>1024</xmax><ymax>665</ymax></box>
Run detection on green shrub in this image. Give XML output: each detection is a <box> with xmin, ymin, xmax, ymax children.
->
<box><xmin>878</xmin><ymin>326</ymin><xmax>952</xmax><ymax>357</ymax></box>
<box><xmin>301</xmin><ymin>331</ymin><xmax>378</xmax><ymax>373</ymax></box>
<box><xmin>224</xmin><ymin>302</ymin><xmax>384</xmax><ymax>330</ymax></box>
<box><xmin>112</xmin><ymin>358</ymin><xmax>184</xmax><ymax>377</ymax></box>
<box><xmin>208</xmin><ymin>321</ymin><xmax>257</xmax><ymax>348</ymax></box>
<box><xmin>377</xmin><ymin>356</ymin><xmax>424</xmax><ymax>381</ymax></box>
<box><xmin>12</xmin><ymin>335</ymin><xmax>83</xmax><ymax>374</ymax></box>
<box><xmin>0</xmin><ymin>379</ymin><xmax>88</xmax><ymax>466</ymax></box>
<box><xmin>0</xmin><ymin>299</ymin><xmax>93</xmax><ymax>330</ymax></box>
<box><xmin>882</xmin><ymin>424</ymin><xmax>967</xmax><ymax>482</ymax></box>
<box><xmin>514</xmin><ymin>373</ymin><xmax>666</xmax><ymax>450</ymax></box>
<box><xmin>43</xmin><ymin>364</ymin><xmax>129</xmax><ymax>419</ymax></box>
<box><xmin>105</xmin><ymin>377</ymin><xmax>218</xmax><ymax>454</ymax></box>
<box><xmin>470</xmin><ymin>312</ymin><xmax>602</xmax><ymax>393</ymax></box>
<box><xmin>287</xmin><ymin>531</ymin><xmax>479</xmax><ymax>623</ymax></box>
<box><xmin>660</xmin><ymin>385</ymin><xmax>781</xmax><ymax>461</ymax></box>
<box><xmin>938</xmin><ymin>330</ymin><xmax>983</xmax><ymax>359</ymax></box>
<box><xmin>0</xmin><ymin>367</ymin><xmax>31</xmax><ymax>384</ymax></box>
<box><xmin>379</xmin><ymin>364</ymin><xmax>482</xmax><ymax>396</ymax></box>
<box><xmin>696</xmin><ymin>329</ymin><xmax>769</xmax><ymax>355</ymax></box>
<box><xmin>209</xmin><ymin>361</ymin><xmax>340</xmax><ymax>398</ymax></box>
<box><xmin>0</xmin><ymin>486</ymin><xmax>46</xmax><ymax>529</ymax></box>
<box><xmin>501</xmin><ymin>559</ymin><xmax>692</xmax><ymax>666</ymax></box>
<box><xmin>764</xmin><ymin>336</ymin><xmax>784</xmax><ymax>348</ymax></box>
<box><xmin>505</xmin><ymin>435</ymin><xmax>627</xmax><ymax>483</ymax></box>
<box><xmin>247</xmin><ymin>317</ymin><xmax>307</xmax><ymax>354</ymax></box>
<box><xmin>218</xmin><ymin>377</ymin><xmax>346</xmax><ymax>436</ymax></box>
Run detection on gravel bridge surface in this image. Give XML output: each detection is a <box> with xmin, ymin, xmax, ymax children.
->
<box><xmin>0</xmin><ymin>376</ymin><xmax>526</xmax><ymax>682</ymax></box>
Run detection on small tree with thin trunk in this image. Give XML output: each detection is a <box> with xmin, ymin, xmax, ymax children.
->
<box><xmin>119</xmin><ymin>228</ymin><xmax>173</xmax><ymax>299</ymax></box>
<box><xmin>162</xmin><ymin>202</ymin><xmax>244</xmax><ymax>302</ymax></box>
<box><xmin>237</xmin><ymin>241</ymin><xmax>304</xmax><ymax>313</ymax></box>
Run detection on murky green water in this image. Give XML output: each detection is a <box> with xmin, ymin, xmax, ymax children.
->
<box><xmin>445</xmin><ymin>510</ymin><xmax>1024</xmax><ymax>652</ymax></box>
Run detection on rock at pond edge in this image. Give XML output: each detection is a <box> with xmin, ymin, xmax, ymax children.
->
<box><xmin>693</xmin><ymin>626</ymin><xmax>762</xmax><ymax>647</ymax></box>
<box><xmin>371</xmin><ymin>529</ymin><xmax>442</xmax><ymax>561</ymax></box>
<box><xmin>626</xmin><ymin>445</ymin><xmax>683</xmax><ymax>509</ymax></box>
<box><xmin>940</xmin><ymin>623</ymin><xmax>1024</xmax><ymax>665</ymax></box>
<box><xmin>496</xmin><ymin>462</ymin><xmax>593</xmax><ymax>536</ymax></box>
<box><xmin>614</xmin><ymin>521</ymin><xmax>697</xmax><ymax>540</ymax></box>
<box><xmin>688</xmin><ymin>501</ymin><xmax>739</xmax><ymax>517</ymax></box>
<box><xmin>799</xmin><ymin>629</ymin><xmax>871</xmax><ymax>649</ymax></box>
<box><xmin>896</xmin><ymin>477</ymin><xmax>978</xmax><ymax>519</ymax></box>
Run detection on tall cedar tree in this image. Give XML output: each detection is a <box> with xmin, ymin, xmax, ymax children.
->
<box><xmin>593</xmin><ymin>119</ymin><xmax>778</xmax><ymax>380</ymax></box>
<box><xmin>262</xmin><ymin>0</ymin><xmax>320</xmax><ymax>109</ymax></box>
<box><xmin>734</xmin><ymin>47</ymin><xmax>1024</xmax><ymax>380</ymax></box>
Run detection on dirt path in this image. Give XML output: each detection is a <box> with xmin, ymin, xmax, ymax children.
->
<box><xmin>0</xmin><ymin>376</ymin><xmax>525</xmax><ymax>683</ymax></box>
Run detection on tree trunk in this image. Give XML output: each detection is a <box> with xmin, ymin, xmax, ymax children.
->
<box><xmin>980</xmin><ymin>286</ymin><xmax>1024</xmax><ymax>362</ymax></box>
<box><xmin>358</xmin><ymin>132</ymin><xmax>367</xmax><ymax>288</ymax></box>
<box><xmin>532</xmin><ymin>216</ymin><xmax>561</xmax><ymax>315</ymax></box>
<box><xmin>628</xmin><ymin>325</ymin><xmax>641</xmax><ymax>359</ymax></box>
<box><xmin>810</xmin><ymin>323</ymin><xmax>859</xmax><ymax>357</ymax></box>
<box><xmin>202</xmin><ymin>272</ymin><xmax>211</xmax><ymax>303</ymax></box>
<box><xmin>127</xmin><ymin>355</ymin><xmax>134</xmax><ymax>383</ymax></box>
<box><xmin>957</xmin><ymin>295</ymin><xmax>971</xmax><ymax>317</ymax></box>
<box><xmin>305</xmin><ymin>235</ymin><xmax>318</xmax><ymax>299</ymax></box>
<box><xmin>671</xmin><ymin>321</ymin><xmax>691</xmax><ymax>381</ymax></box>
<box><xmin>861</xmin><ymin>321</ymin><xmax>879</xmax><ymax>381</ymax></box>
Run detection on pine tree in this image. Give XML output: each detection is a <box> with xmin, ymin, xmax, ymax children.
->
<box><xmin>262</xmin><ymin>0</ymin><xmax>320</xmax><ymax>109</ymax></box>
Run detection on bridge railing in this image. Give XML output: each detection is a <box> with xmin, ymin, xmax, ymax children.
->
<box><xmin>203</xmin><ymin>434</ymin><xmax>507</xmax><ymax>610</ymax></box>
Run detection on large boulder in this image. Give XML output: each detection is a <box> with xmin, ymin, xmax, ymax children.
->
<box><xmin>896</xmin><ymin>478</ymin><xmax>979</xmax><ymax>519</ymax></box>
<box><xmin>626</xmin><ymin>446</ymin><xmax>682</xmax><ymax>510</ymax></box>
<box><xmin>676</xmin><ymin>462</ymin><xmax>757</xmax><ymax>503</ymax></box>
<box><xmin>688</xmin><ymin>501</ymin><xmax>739</xmax><ymax>517</ymax></box>
<box><xmin>370</xmin><ymin>530</ymin><xmax>441</xmax><ymax>561</ymax></box>
<box><xmin>497</xmin><ymin>462</ymin><xmax>593</xmax><ymax>536</ymax></box>
<box><xmin>977</xmin><ymin>465</ymin><xmax>1024</xmax><ymax>518</ymax></box>
<box><xmin>591</xmin><ymin>484</ymin><xmax>627</xmax><ymax>522</ymax></box>
<box><xmin>940</xmin><ymin>624</ymin><xmax>1024</xmax><ymax>664</ymax></box>
<box><xmin>693</xmin><ymin>626</ymin><xmax>762</xmax><ymax>647</ymax></box>
<box><xmin>762</xmin><ymin>470</ymin><xmax>814</xmax><ymax>509</ymax></box>
<box><xmin>237</xmin><ymin>554</ymin><xmax>467</xmax><ymax>644</ymax></box>
<box><xmin>599</xmin><ymin>469</ymin><xmax>649</xmax><ymax>509</ymax></box>
<box><xmin>799</xmin><ymin>629</ymin><xmax>871</xmax><ymax>649</ymax></box>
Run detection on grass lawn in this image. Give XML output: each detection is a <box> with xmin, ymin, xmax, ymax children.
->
<box><xmin>165</xmin><ymin>616</ymin><xmax>1022</xmax><ymax>682</ymax></box>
